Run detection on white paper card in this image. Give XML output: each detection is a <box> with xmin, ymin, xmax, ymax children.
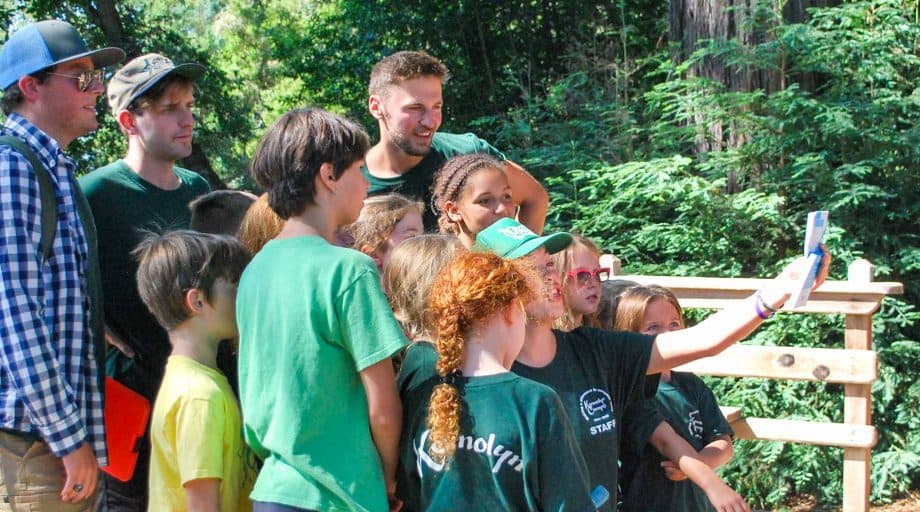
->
<box><xmin>789</xmin><ymin>210</ymin><xmax>829</xmax><ymax>308</ymax></box>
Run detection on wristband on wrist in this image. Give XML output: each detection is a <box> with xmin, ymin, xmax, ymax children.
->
<box><xmin>754</xmin><ymin>290</ymin><xmax>777</xmax><ymax>320</ymax></box>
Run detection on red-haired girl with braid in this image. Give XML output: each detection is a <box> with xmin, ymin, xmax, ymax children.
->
<box><xmin>431</xmin><ymin>153</ymin><xmax>547</xmax><ymax>247</ymax></box>
<box><xmin>397</xmin><ymin>252</ymin><xmax>598</xmax><ymax>511</ymax></box>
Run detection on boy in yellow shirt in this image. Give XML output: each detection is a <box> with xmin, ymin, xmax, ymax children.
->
<box><xmin>134</xmin><ymin>230</ymin><xmax>256</xmax><ymax>511</ymax></box>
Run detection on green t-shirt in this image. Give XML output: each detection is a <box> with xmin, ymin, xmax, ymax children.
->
<box><xmin>362</xmin><ymin>132</ymin><xmax>505</xmax><ymax>231</ymax></box>
<box><xmin>79</xmin><ymin>160</ymin><xmax>210</xmax><ymax>398</ymax></box>
<box><xmin>237</xmin><ymin>236</ymin><xmax>408</xmax><ymax>511</ymax></box>
<box><xmin>510</xmin><ymin>327</ymin><xmax>657</xmax><ymax>512</ymax></box>
<box><xmin>619</xmin><ymin>372</ymin><xmax>734</xmax><ymax>512</ymax></box>
<box><xmin>397</xmin><ymin>342</ymin><xmax>596</xmax><ymax>512</ymax></box>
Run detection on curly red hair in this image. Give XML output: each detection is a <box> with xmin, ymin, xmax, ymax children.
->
<box><xmin>426</xmin><ymin>252</ymin><xmax>537</xmax><ymax>462</ymax></box>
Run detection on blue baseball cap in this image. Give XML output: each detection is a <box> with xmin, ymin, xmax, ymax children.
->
<box><xmin>0</xmin><ymin>20</ymin><xmax>125</xmax><ymax>90</ymax></box>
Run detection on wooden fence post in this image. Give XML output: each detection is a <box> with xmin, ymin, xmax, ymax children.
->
<box><xmin>600</xmin><ymin>254</ymin><xmax>622</xmax><ymax>276</ymax></box>
<box><xmin>843</xmin><ymin>258</ymin><xmax>874</xmax><ymax>512</ymax></box>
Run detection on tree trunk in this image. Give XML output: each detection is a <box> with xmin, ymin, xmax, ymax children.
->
<box><xmin>669</xmin><ymin>0</ymin><xmax>840</xmax><ymax>188</ymax></box>
<box><xmin>181</xmin><ymin>144</ymin><xmax>227</xmax><ymax>189</ymax></box>
<box><xmin>84</xmin><ymin>0</ymin><xmax>139</xmax><ymax>58</ymax></box>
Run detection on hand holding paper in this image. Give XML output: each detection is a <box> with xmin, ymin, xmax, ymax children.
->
<box><xmin>788</xmin><ymin>211</ymin><xmax>829</xmax><ymax>308</ymax></box>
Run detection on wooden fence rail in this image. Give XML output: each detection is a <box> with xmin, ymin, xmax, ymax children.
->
<box><xmin>611</xmin><ymin>258</ymin><xmax>903</xmax><ymax>512</ymax></box>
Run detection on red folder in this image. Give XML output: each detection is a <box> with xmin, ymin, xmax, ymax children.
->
<box><xmin>101</xmin><ymin>377</ymin><xmax>151</xmax><ymax>482</ymax></box>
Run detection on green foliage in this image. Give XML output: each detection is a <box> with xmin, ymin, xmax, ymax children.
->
<box><xmin>495</xmin><ymin>0</ymin><xmax>920</xmax><ymax>506</ymax></box>
<box><xmin>2</xmin><ymin>0</ymin><xmax>917</xmax><ymax>506</ymax></box>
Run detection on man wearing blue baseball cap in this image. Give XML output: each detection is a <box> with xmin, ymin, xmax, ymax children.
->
<box><xmin>0</xmin><ymin>19</ymin><xmax>124</xmax><ymax>509</ymax></box>
<box><xmin>79</xmin><ymin>52</ymin><xmax>210</xmax><ymax>512</ymax></box>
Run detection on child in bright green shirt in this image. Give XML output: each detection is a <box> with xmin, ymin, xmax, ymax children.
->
<box><xmin>134</xmin><ymin>230</ymin><xmax>256</xmax><ymax>511</ymax></box>
<box><xmin>237</xmin><ymin>108</ymin><xmax>408</xmax><ymax>512</ymax></box>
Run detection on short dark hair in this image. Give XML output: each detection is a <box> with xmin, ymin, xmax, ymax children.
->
<box><xmin>134</xmin><ymin>230</ymin><xmax>251</xmax><ymax>331</ymax></box>
<box><xmin>1</xmin><ymin>68</ymin><xmax>53</xmax><ymax>115</ymax></box>
<box><xmin>189</xmin><ymin>190</ymin><xmax>257</xmax><ymax>236</ymax></box>
<box><xmin>368</xmin><ymin>51</ymin><xmax>449</xmax><ymax>98</ymax></box>
<box><xmin>126</xmin><ymin>74</ymin><xmax>195</xmax><ymax>115</ymax></box>
<box><xmin>249</xmin><ymin>107</ymin><xmax>370</xmax><ymax>219</ymax></box>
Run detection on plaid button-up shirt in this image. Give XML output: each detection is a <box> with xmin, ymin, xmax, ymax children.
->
<box><xmin>0</xmin><ymin>113</ymin><xmax>106</xmax><ymax>463</ymax></box>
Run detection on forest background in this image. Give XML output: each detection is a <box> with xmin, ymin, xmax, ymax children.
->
<box><xmin>3</xmin><ymin>0</ymin><xmax>918</xmax><ymax>508</ymax></box>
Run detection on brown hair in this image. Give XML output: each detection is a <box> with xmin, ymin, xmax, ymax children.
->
<box><xmin>613</xmin><ymin>284</ymin><xmax>685</xmax><ymax>333</ymax></box>
<box><xmin>2</xmin><ymin>68</ymin><xmax>52</xmax><ymax>115</ymax></box>
<box><xmin>368</xmin><ymin>50</ymin><xmax>449</xmax><ymax>98</ymax></box>
<box><xmin>238</xmin><ymin>193</ymin><xmax>283</xmax><ymax>255</ymax></box>
<box><xmin>344</xmin><ymin>193</ymin><xmax>423</xmax><ymax>259</ymax></box>
<box><xmin>249</xmin><ymin>107</ymin><xmax>370</xmax><ymax>219</ymax></box>
<box><xmin>189</xmin><ymin>189</ymin><xmax>257</xmax><ymax>236</ymax></box>
<box><xmin>426</xmin><ymin>252</ymin><xmax>537</xmax><ymax>462</ymax></box>
<box><xmin>431</xmin><ymin>153</ymin><xmax>505</xmax><ymax>235</ymax></box>
<box><xmin>382</xmin><ymin>234</ymin><xmax>464</xmax><ymax>341</ymax></box>
<box><xmin>591</xmin><ymin>279</ymin><xmax>639</xmax><ymax>329</ymax></box>
<box><xmin>125</xmin><ymin>74</ymin><xmax>195</xmax><ymax>115</ymax></box>
<box><xmin>134</xmin><ymin>230</ymin><xmax>251</xmax><ymax>331</ymax></box>
<box><xmin>552</xmin><ymin>235</ymin><xmax>603</xmax><ymax>331</ymax></box>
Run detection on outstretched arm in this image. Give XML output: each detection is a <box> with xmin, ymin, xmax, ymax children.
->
<box><xmin>503</xmin><ymin>160</ymin><xmax>548</xmax><ymax>235</ymax></box>
<box><xmin>647</xmin><ymin>249</ymin><xmax>831</xmax><ymax>375</ymax></box>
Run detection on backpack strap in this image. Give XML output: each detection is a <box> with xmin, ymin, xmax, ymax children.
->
<box><xmin>0</xmin><ymin>135</ymin><xmax>58</xmax><ymax>263</ymax></box>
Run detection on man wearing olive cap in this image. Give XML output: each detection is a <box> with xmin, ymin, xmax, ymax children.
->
<box><xmin>0</xmin><ymin>19</ymin><xmax>124</xmax><ymax>509</ymax></box>
<box><xmin>78</xmin><ymin>53</ymin><xmax>210</xmax><ymax>511</ymax></box>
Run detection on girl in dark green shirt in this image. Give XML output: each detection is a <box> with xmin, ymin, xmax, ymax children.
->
<box><xmin>614</xmin><ymin>285</ymin><xmax>746</xmax><ymax>512</ymax></box>
<box><xmin>395</xmin><ymin>251</ymin><xmax>596</xmax><ymax>511</ymax></box>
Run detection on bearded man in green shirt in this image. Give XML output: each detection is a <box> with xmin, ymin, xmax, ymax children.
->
<box><xmin>363</xmin><ymin>50</ymin><xmax>548</xmax><ymax>233</ymax></box>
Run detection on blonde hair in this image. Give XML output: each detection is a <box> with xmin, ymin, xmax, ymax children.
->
<box><xmin>552</xmin><ymin>235</ymin><xmax>603</xmax><ymax>331</ymax></box>
<box><xmin>427</xmin><ymin>252</ymin><xmax>536</xmax><ymax>462</ymax></box>
<box><xmin>613</xmin><ymin>285</ymin><xmax>685</xmax><ymax>333</ymax></box>
<box><xmin>344</xmin><ymin>194</ymin><xmax>423</xmax><ymax>259</ymax></box>
<box><xmin>382</xmin><ymin>234</ymin><xmax>464</xmax><ymax>340</ymax></box>
<box><xmin>238</xmin><ymin>193</ymin><xmax>283</xmax><ymax>255</ymax></box>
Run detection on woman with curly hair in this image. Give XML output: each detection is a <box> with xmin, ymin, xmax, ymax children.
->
<box><xmin>398</xmin><ymin>251</ymin><xmax>598</xmax><ymax>511</ymax></box>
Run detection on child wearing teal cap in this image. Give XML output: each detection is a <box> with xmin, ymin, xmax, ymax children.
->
<box><xmin>474</xmin><ymin>218</ymin><xmax>829</xmax><ymax>512</ymax></box>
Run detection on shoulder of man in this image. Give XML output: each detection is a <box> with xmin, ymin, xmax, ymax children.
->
<box><xmin>78</xmin><ymin>160</ymin><xmax>130</xmax><ymax>194</ymax></box>
<box><xmin>431</xmin><ymin>132</ymin><xmax>505</xmax><ymax>159</ymax></box>
<box><xmin>173</xmin><ymin>166</ymin><xmax>211</xmax><ymax>192</ymax></box>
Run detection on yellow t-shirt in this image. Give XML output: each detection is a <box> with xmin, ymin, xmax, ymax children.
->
<box><xmin>148</xmin><ymin>355</ymin><xmax>256</xmax><ymax>511</ymax></box>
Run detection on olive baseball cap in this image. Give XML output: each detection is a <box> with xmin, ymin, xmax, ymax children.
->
<box><xmin>473</xmin><ymin>218</ymin><xmax>572</xmax><ymax>259</ymax></box>
<box><xmin>107</xmin><ymin>53</ymin><xmax>206</xmax><ymax>113</ymax></box>
<box><xmin>0</xmin><ymin>19</ymin><xmax>125</xmax><ymax>90</ymax></box>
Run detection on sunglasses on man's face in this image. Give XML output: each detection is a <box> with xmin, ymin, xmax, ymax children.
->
<box><xmin>565</xmin><ymin>267</ymin><xmax>610</xmax><ymax>286</ymax></box>
<box><xmin>46</xmin><ymin>69</ymin><xmax>104</xmax><ymax>92</ymax></box>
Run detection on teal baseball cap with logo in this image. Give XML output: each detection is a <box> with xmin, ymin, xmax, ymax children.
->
<box><xmin>473</xmin><ymin>218</ymin><xmax>572</xmax><ymax>259</ymax></box>
<box><xmin>0</xmin><ymin>20</ymin><xmax>124</xmax><ymax>90</ymax></box>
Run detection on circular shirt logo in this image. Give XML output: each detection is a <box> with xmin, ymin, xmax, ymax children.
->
<box><xmin>579</xmin><ymin>388</ymin><xmax>613</xmax><ymax>423</ymax></box>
